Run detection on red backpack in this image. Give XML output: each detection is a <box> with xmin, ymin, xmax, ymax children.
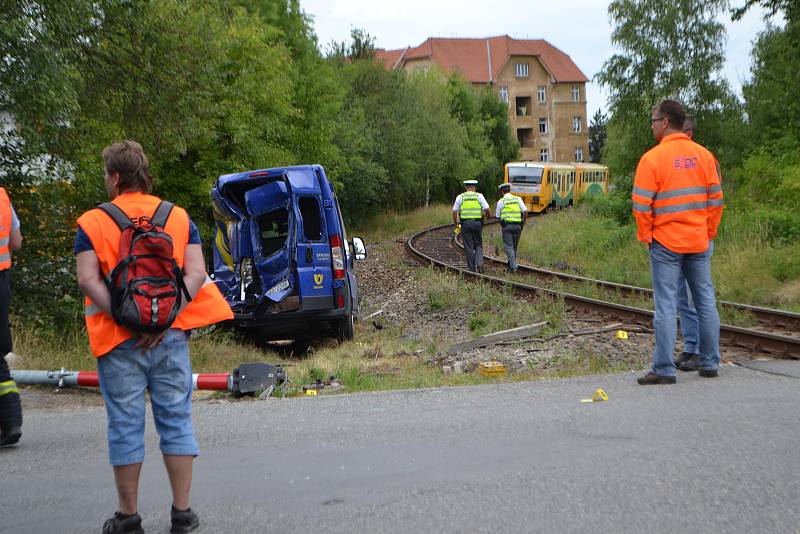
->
<box><xmin>98</xmin><ymin>201</ymin><xmax>191</xmax><ymax>334</ymax></box>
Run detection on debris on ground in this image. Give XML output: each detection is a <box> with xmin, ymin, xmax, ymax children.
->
<box><xmin>446</xmin><ymin>322</ymin><xmax>548</xmax><ymax>354</ymax></box>
<box><xmin>302</xmin><ymin>376</ymin><xmax>345</xmax><ymax>395</ymax></box>
<box><xmin>433</xmin><ymin>320</ymin><xmax>657</xmax><ymax>374</ymax></box>
<box><xmin>478</xmin><ymin>361</ymin><xmax>507</xmax><ymax>377</ymax></box>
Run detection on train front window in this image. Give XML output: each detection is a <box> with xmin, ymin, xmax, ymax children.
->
<box><xmin>509</xmin><ymin>167</ymin><xmax>544</xmax><ymax>184</ymax></box>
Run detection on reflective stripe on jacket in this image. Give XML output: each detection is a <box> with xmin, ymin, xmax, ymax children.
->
<box><xmin>0</xmin><ymin>188</ymin><xmax>12</xmax><ymax>270</ymax></box>
<box><xmin>632</xmin><ymin>133</ymin><xmax>724</xmax><ymax>253</ymax></box>
<box><xmin>77</xmin><ymin>192</ymin><xmax>233</xmax><ymax>357</ymax></box>
<box><xmin>0</xmin><ymin>379</ymin><xmax>19</xmax><ymax>397</ymax></box>
<box><xmin>459</xmin><ymin>192</ymin><xmax>482</xmax><ymax>220</ymax></box>
<box><xmin>500</xmin><ymin>193</ymin><xmax>523</xmax><ymax>223</ymax></box>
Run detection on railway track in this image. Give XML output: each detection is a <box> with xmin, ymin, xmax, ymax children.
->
<box><xmin>407</xmin><ymin>222</ymin><xmax>800</xmax><ymax>359</ymax></box>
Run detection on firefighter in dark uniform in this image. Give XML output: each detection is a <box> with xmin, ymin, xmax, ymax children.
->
<box><xmin>0</xmin><ymin>186</ymin><xmax>23</xmax><ymax>447</ymax></box>
<box><xmin>452</xmin><ymin>179</ymin><xmax>490</xmax><ymax>273</ymax></box>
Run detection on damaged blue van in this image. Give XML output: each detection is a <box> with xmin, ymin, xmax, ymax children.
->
<box><xmin>210</xmin><ymin>165</ymin><xmax>366</xmax><ymax>340</ymax></box>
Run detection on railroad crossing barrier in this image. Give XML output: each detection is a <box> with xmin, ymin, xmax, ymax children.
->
<box><xmin>11</xmin><ymin>362</ymin><xmax>286</xmax><ymax>396</ymax></box>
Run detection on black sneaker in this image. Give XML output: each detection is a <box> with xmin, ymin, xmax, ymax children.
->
<box><xmin>699</xmin><ymin>368</ymin><xmax>719</xmax><ymax>378</ymax></box>
<box><xmin>0</xmin><ymin>425</ymin><xmax>21</xmax><ymax>448</ymax></box>
<box><xmin>102</xmin><ymin>512</ymin><xmax>144</xmax><ymax>534</ymax></box>
<box><xmin>171</xmin><ymin>507</ymin><xmax>199</xmax><ymax>533</ymax></box>
<box><xmin>677</xmin><ymin>354</ymin><xmax>702</xmax><ymax>372</ymax></box>
<box><xmin>637</xmin><ymin>372</ymin><xmax>676</xmax><ymax>385</ymax></box>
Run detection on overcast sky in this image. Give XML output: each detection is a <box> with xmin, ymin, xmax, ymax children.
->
<box><xmin>301</xmin><ymin>0</ymin><xmax>770</xmax><ymax>116</ymax></box>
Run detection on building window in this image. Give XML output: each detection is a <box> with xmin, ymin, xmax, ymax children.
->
<box><xmin>573</xmin><ymin>116</ymin><xmax>582</xmax><ymax>132</ymax></box>
<box><xmin>539</xmin><ymin>149</ymin><xmax>549</xmax><ymax>162</ymax></box>
<box><xmin>575</xmin><ymin>147</ymin><xmax>584</xmax><ymax>162</ymax></box>
<box><xmin>498</xmin><ymin>86</ymin><xmax>508</xmax><ymax>103</ymax></box>
<box><xmin>538</xmin><ymin>118</ymin><xmax>548</xmax><ymax>134</ymax></box>
<box><xmin>515</xmin><ymin>63</ymin><xmax>529</xmax><ymax>77</ymax></box>
<box><xmin>537</xmin><ymin>86</ymin><xmax>546</xmax><ymax>103</ymax></box>
<box><xmin>517</xmin><ymin>128</ymin><xmax>533</xmax><ymax>147</ymax></box>
<box><xmin>571</xmin><ymin>85</ymin><xmax>580</xmax><ymax>101</ymax></box>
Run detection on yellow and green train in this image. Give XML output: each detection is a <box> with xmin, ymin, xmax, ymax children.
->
<box><xmin>503</xmin><ymin>161</ymin><xmax>609</xmax><ymax>213</ymax></box>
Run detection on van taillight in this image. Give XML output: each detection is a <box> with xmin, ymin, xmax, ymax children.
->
<box><xmin>330</xmin><ymin>234</ymin><xmax>345</xmax><ymax>279</ymax></box>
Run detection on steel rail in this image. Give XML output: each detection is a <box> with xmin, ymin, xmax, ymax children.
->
<box><xmin>407</xmin><ymin>223</ymin><xmax>800</xmax><ymax>359</ymax></box>
<box><xmin>466</xmin><ymin>219</ymin><xmax>800</xmax><ymax>331</ymax></box>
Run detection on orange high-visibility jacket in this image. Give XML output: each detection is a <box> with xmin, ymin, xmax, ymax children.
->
<box><xmin>0</xmin><ymin>187</ymin><xmax>12</xmax><ymax>271</ymax></box>
<box><xmin>632</xmin><ymin>133</ymin><xmax>724</xmax><ymax>253</ymax></box>
<box><xmin>77</xmin><ymin>192</ymin><xmax>233</xmax><ymax>357</ymax></box>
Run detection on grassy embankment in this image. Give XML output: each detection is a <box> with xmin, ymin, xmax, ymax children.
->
<box><xmin>485</xmin><ymin>203</ymin><xmax>800</xmax><ymax>321</ymax></box>
<box><xmin>13</xmin><ymin>204</ymin><xmax>629</xmax><ymax>396</ymax></box>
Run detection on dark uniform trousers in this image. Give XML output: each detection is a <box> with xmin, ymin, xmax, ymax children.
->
<box><xmin>501</xmin><ymin>222</ymin><xmax>522</xmax><ymax>271</ymax></box>
<box><xmin>0</xmin><ymin>269</ymin><xmax>22</xmax><ymax>429</ymax></box>
<box><xmin>461</xmin><ymin>219</ymin><xmax>484</xmax><ymax>272</ymax></box>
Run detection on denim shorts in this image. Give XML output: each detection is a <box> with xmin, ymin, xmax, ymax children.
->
<box><xmin>96</xmin><ymin>329</ymin><xmax>199</xmax><ymax>466</ymax></box>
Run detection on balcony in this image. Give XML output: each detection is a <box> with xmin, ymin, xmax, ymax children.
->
<box><xmin>515</xmin><ymin>96</ymin><xmax>532</xmax><ymax>117</ymax></box>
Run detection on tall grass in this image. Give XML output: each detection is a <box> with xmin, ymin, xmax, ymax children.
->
<box><xmin>417</xmin><ymin>266</ymin><xmax>565</xmax><ymax>337</ymax></box>
<box><xmin>497</xmin><ymin>204</ymin><xmax>800</xmax><ymax>311</ymax></box>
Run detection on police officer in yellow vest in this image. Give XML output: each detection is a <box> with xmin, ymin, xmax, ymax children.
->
<box><xmin>495</xmin><ymin>183</ymin><xmax>527</xmax><ymax>272</ymax></box>
<box><xmin>0</xmin><ymin>186</ymin><xmax>23</xmax><ymax>447</ymax></box>
<box><xmin>452</xmin><ymin>179</ymin><xmax>490</xmax><ymax>272</ymax></box>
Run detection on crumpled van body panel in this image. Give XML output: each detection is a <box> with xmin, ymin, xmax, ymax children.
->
<box><xmin>211</xmin><ymin>165</ymin><xmax>359</xmax><ymax>339</ymax></box>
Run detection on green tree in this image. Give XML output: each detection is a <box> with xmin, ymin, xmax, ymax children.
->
<box><xmin>588</xmin><ymin>109</ymin><xmax>608</xmax><ymax>163</ymax></box>
<box><xmin>595</xmin><ymin>0</ymin><xmax>737</xmax><ymax>178</ymax></box>
<box><xmin>732</xmin><ymin>0</ymin><xmax>800</xmax><ymax>20</ymax></box>
<box><xmin>1</xmin><ymin>0</ymin><xmax>314</xmax><ymax>325</ymax></box>
<box><xmin>328</xmin><ymin>27</ymin><xmax>376</xmax><ymax>62</ymax></box>
<box><xmin>742</xmin><ymin>20</ymin><xmax>800</xmax><ymax>148</ymax></box>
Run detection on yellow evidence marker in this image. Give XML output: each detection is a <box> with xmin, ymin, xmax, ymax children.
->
<box><xmin>580</xmin><ymin>388</ymin><xmax>609</xmax><ymax>403</ymax></box>
<box><xmin>478</xmin><ymin>361</ymin><xmax>507</xmax><ymax>377</ymax></box>
<box><xmin>615</xmin><ymin>330</ymin><xmax>628</xmax><ymax>339</ymax></box>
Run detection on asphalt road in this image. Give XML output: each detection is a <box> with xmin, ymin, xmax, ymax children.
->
<box><xmin>3</xmin><ymin>363</ymin><xmax>799</xmax><ymax>534</ymax></box>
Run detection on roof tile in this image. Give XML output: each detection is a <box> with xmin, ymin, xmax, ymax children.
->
<box><xmin>375</xmin><ymin>35</ymin><xmax>587</xmax><ymax>83</ymax></box>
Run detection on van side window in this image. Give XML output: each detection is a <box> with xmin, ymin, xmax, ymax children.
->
<box><xmin>299</xmin><ymin>197</ymin><xmax>323</xmax><ymax>241</ymax></box>
<box><xmin>257</xmin><ymin>208</ymin><xmax>290</xmax><ymax>257</ymax></box>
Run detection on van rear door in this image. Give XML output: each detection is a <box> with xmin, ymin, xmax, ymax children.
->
<box><xmin>243</xmin><ymin>180</ymin><xmax>294</xmax><ymax>303</ymax></box>
<box><xmin>293</xmin><ymin>194</ymin><xmax>333</xmax><ymax>310</ymax></box>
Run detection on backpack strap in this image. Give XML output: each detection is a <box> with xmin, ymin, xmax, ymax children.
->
<box><xmin>97</xmin><ymin>202</ymin><xmax>134</xmax><ymax>231</ymax></box>
<box><xmin>150</xmin><ymin>201</ymin><xmax>175</xmax><ymax>228</ymax></box>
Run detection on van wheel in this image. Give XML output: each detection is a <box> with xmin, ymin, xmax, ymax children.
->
<box><xmin>336</xmin><ymin>314</ymin><xmax>355</xmax><ymax>342</ymax></box>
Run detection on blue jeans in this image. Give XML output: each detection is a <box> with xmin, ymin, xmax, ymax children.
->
<box><xmin>677</xmin><ymin>280</ymin><xmax>698</xmax><ymax>354</ymax></box>
<box><xmin>677</xmin><ymin>240</ymin><xmax>715</xmax><ymax>355</ymax></box>
<box><xmin>97</xmin><ymin>329</ymin><xmax>199</xmax><ymax>466</ymax></box>
<box><xmin>650</xmin><ymin>241</ymin><xmax>720</xmax><ymax>376</ymax></box>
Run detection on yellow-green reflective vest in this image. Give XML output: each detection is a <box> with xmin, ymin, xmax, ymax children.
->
<box><xmin>459</xmin><ymin>192</ymin><xmax>482</xmax><ymax>220</ymax></box>
<box><xmin>0</xmin><ymin>380</ymin><xmax>19</xmax><ymax>397</ymax></box>
<box><xmin>500</xmin><ymin>193</ymin><xmax>523</xmax><ymax>223</ymax></box>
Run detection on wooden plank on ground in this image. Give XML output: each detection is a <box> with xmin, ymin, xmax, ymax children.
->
<box><xmin>446</xmin><ymin>321</ymin><xmax>548</xmax><ymax>354</ymax></box>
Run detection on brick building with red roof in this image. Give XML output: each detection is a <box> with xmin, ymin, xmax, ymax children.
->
<box><xmin>375</xmin><ymin>35</ymin><xmax>589</xmax><ymax>163</ymax></box>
